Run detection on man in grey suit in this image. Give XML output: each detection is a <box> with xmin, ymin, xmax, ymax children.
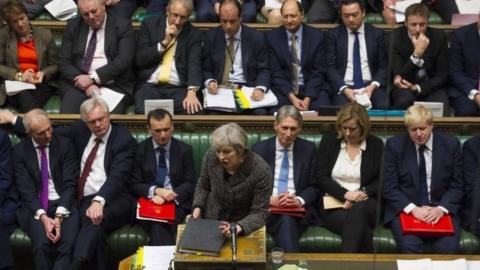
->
<box><xmin>134</xmin><ymin>0</ymin><xmax>203</xmax><ymax>115</ymax></box>
<box><xmin>58</xmin><ymin>0</ymin><xmax>135</xmax><ymax>113</ymax></box>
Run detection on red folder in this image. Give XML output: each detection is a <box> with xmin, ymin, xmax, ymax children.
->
<box><xmin>136</xmin><ymin>197</ymin><xmax>176</xmax><ymax>224</ymax></box>
<box><xmin>399</xmin><ymin>212</ymin><xmax>454</xmax><ymax>236</ymax></box>
<box><xmin>269</xmin><ymin>206</ymin><xmax>306</xmax><ymax>218</ymax></box>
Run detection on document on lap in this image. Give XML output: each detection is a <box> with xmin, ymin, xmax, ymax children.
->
<box><xmin>4</xmin><ymin>80</ymin><xmax>36</xmax><ymax>96</ymax></box>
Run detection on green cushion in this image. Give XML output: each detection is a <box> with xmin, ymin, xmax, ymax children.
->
<box><xmin>256</xmin><ymin>12</ymin><xmax>267</xmax><ymax>23</ymax></box>
<box><xmin>107</xmin><ymin>225</ymin><xmax>149</xmax><ymax>265</ymax></box>
<box><xmin>36</xmin><ymin>12</ymin><xmax>55</xmax><ymax>21</ymax></box>
<box><xmin>365</xmin><ymin>13</ymin><xmax>385</xmax><ymax>24</ymax></box>
<box><xmin>43</xmin><ymin>95</ymin><xmax>61</xmax><ymax>114</ymax></box>
<box><xmin>429</xmin><ymin>11</ymin><xmax>443</xmax><ymax>24</ymax></box>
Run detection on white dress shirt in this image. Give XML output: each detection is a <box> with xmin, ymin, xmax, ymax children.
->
<box><xmin>331</xmin><ymin>140</ymin><xmax>366</xmax><ymax>192</ymax></box>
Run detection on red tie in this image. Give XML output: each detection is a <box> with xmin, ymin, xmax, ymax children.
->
<box><xmin>78</xmin><ymin>138</ymin><xmax>102</xmax><ymax>199</ymax></box>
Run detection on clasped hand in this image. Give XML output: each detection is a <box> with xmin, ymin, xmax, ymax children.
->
<box><xmin>411</xmin><ymin>206</ymin><xmax>445</xmax><ymax>224</ymax></box>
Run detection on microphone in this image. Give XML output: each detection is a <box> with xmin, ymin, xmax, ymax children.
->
<box><xmin>230</xmin><ymin>222</ymin><xmax>237</xmax><ymax>264</ymax></box>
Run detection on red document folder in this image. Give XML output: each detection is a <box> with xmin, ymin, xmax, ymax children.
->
<box><xmin>400</xmin><ymin>212</ymin><xmax>454</xmax><ymax>236</ymax></box>
<box><xmin>136</xmin><ymin>197</ymin><xmax>176</xmax><ymax>224</ymax></box>
<box><xmin>269</xmin><ymin>206</ymin><xmax>306</xmax><ymax>218</ymax></box>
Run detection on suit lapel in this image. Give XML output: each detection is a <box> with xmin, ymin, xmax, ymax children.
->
<box><xmin>168</xmin><ymin>139</ymin><xmax>180</xmax><ymax>187</ymax></box>
<box><xmin>292</xmin><ymin>139</ymin><xmax>301</xmax><ymax>189</ymax></box>
<box><xmin>340</xmin><ymin>26</ymin><xmax>349</xmax><ymax>71</ymax></box>
<box><xmin>279</xmin><ymin>28</ymin><xmax>292</xmax><ymax>67</ymax></box>
<box><xmin>217</xmin><ymin>27</ymin><xmax>227</xmax><ymax>80</ymax></box>
<box><xmin>264</xmin><ymin>138</ymin><xmax>276</xmax><ymax>179</ymax></box>
<box><xmin>300</xmin><ymin>25</ymin><xmax>308</xmax><ymax>67</ymax></box>
<box><xmin>26</xmin><ymin>140</ymin><xmax>41</xmax><ymax>183</ymax></box>
<box><xmin>146</xmin><ymin>138</ymin><xmax>157</xmax><ymax>184</ymax></box>
<box><xmin>406</xmin><ymin>139</ymin><xmax>420</xmax><ymax>192</ymax></box>
<box><xmin>7</xmin><ymin>29</ymin><xmax>19</xmax><ymax>70</ymax></box>
<box><xmin>104</xmin><ymin>15</ymin><xmax>114</xmax><ymax>58</ymax></box>
<box><xmin>32</xmin><ymin>27</ymin><xmax>44</xmax><ymax>68</ymax></box>
<box><xmin>430</xmin><ymin>133</ymin><xmax>440</xmax><ymax>193</ymax></box>
<box><xmin>79</xmin><ymin>22</ymin><xmax>89</xmax><ymax>57</ymax></box>
<box><xmin>364</xmin><ymin>24</ymin><xmax>374</xmax><ymax>67</ymax></box>
<box><xmin>48</xmin><ymin>136</ymin><xmax>57</xmax><ymax>185</ymax></box>
<box><xmin>241</xmin><ymin>27</ymin><xmax>248</xmax><ymax>75</ymax></box>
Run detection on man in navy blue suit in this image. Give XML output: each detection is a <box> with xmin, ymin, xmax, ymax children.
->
<box><xmin>383</xmin><ymin>105</ymin><xmax>463</xmax><ymax>254</ymax></box>
<box><xmin>266</xmin><ymin>0</ymin><xmax>329</xmax><ymax>113</ymax></box>
<box><xmin>325</xmin><ymin>0</ymin><xmax>388</xmax><ymax>109</ymax></box>
<box><xmin>14</xmin><ymin>109</ymin><xmax>79</xmax><ymax>270</ymax></box>
<box><xmin>252</xmin><ymin>105</ymin><xmax>318</xmax><ymax>252</ymax></box>
<box><xmin>131</xmin><ymin>108</ymin><xmax>196</xmax><ymax>245</ymax></box>
<box><xmin>461</xmin><ymin>134</ymin><xmax>480</xmax><ymax>236</ymax></box>
<box><xmin>0</xmin><ymin>129</ymin><xmax>16</xmax><ymax>270</ymax></box>
<box><xmin>448</xmin><ymin>16</ymin><xmax>480</xmax><ymax>116</ymax></box>
<box><xmin>202</xmin><ymin>0</ymin><xmax>270</xmax><ymax>114</ymax></box>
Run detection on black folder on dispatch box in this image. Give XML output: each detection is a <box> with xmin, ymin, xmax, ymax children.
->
<box><xmin>178</xmin><ymin>219</ymin><xmax>226</xmax><ymax>256</ymax></box>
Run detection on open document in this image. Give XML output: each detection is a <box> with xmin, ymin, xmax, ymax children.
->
<box><xmin>5</xmin><ymin>80</ymin><xmax>36</xmax><ymax>96</ymax></box>
<box><xmin>45</xmin><ymin>0</ymin><xmax>78</xmax><ymax>21</ymax></box>
<box><xmin>236</xmin><ymin>86</ymin><xmax>278</xmax><ymax>109</ymax></box>
<box><xmin>203</xmin><ymin>87</ymin><xmax>236</xmax><ymax>112</ymax></box>
<box><xmin>354</xmin><ymin>89</ymin><xmax>372</xmax><ymax>110</ymax></box>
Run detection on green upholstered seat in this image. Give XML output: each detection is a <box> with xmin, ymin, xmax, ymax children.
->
<box><xmin>365</xmin><ymin>13</ymin><xmax>385</xmax><ymax>24</ymax></box>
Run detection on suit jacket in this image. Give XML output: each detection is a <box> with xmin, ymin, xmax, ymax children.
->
<box><xmin>326</xmin><ymin>23</ymin><xmax>387</xmax><ymax>94</ymax></box>
<box><xmin>449</xmin><ymin>22</ymin><xmax>480</xmax><ymax>97</ymax></box>
<box><xmin>252</xmin><ymin>136</ymin><xmax>318</xmax><ymax>223</ymax></box>
<box><xmin>383</xmin><ymin>131</ymin><xmax>464</xmax><ymax>225</ymax></box>
<box><xmin>135</xmin><ymin>15</ymin><xmax>203</xmax><ymax>87</ymax></box>
<box><xmin>266</xmin><ymin>24</ymin><xmax>328</xmax><ymax>103</ymax></box>
<box><xmin>130</xmin><ymin>137</ymin><xmax>196</xmax><ymax>214</ymax></box>
<box><xmin>461</xmin><ymin>136</ymin><xmax>480</xmax><ymax>233</ymax></box>
<box><xmin>0</xmin><ymin>26</ymin><xmax>57</xmax><ymax>81</ymax></box>
<box><xmin>202</xmin><ymin>25</ymin><xmax>270</xmax><ymax>88</ymax></box>
<box><xmin>315</xmin><ymin>133</ymin><xmax>384</xmax><ymax>210</ymax></box>
<box><xmin>13</xmin><ymin>134</ymin><xmax>78</xmax><ymax>215</ymax></box>
<box><xmin>58</xmin><ymin>11</ymin><xmax>135</xmax><ymax>97</ymax></box>
<box><xmin>390</xmin><ymin>26</ymin><xmax>449</xmax><ymax>97</ymax></box>
<box><xmin>192</xmin><ymin>149</ymin><xmax>273</xmax><ymax>235</ymax></box>
<box><xmin>0</xmin><ymin>130</ymin><xmax>15</xmax><ymax>213</ymax></box>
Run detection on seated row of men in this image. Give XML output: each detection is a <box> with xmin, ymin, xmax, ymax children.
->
<box><xmin>0</xmin><ymin>98</ymin><xmax>479</xmax><ymax>270</ymax></box>
<box><xmin>1</xmin><ymin>0</ymin><xmax>479</xmax><ymax>116</ymax></box>
<box><xmin>0</xmin><ymin>0</ymin><xmax>460</xmax><ymax>25</ymax></box>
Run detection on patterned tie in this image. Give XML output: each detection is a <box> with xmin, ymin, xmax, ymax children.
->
<box><xmin>38</xmin><ymin>145</ymin><xmax>49</xmax><ymax>211</ymax></box>
<box><xmin>290</xmin><ymin>34</ymin><xmax>300</xmax><ymax>95</ymax></box>
<box><xmin>156</xmin><ymin>147</ymin><xmax>167</xmax><ymax>187</ymax></box>
<box><xmin>222</xmin><ymin>36</ymin><xmax>236</xmax><ymax>85</ymax></box>
<box><xmin>158</xmin><ymin>39</ymin><xmax>177</xmax><ymax>84</ymax></box>
<box><xmin>77</xmin><ymin>138</ymin><xmax>102</xmax><ymax>199</ymax></box>
<box><xmin>81</xmin><ymin>29</ymin><xmax>98</xmax><ymax>74</ymax></box>
<box><xmin>277</xmin><ymin>149</ymin><xmax>289</xmax><ymax>194</ymax></box>
<box><xmin>418</xmin><ymin>145</ymin><xmax>429</xmax><ymax>206</ymax></box>
<box><xmin>352</xmin><ymin>31</ymin><xmax>363</xmax><ymax>89</ymax></box>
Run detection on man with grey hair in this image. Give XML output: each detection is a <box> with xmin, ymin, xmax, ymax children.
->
<box><xmin>59</xmin><ymin>0</ymin><xmax>135</xmax><ymax>113</ymax></box>
<box><xmin>13</xmin><ymin>109</ymin><xmax>79</xmax><ymax>270</ymax></box>
<box><xmin>134</xmin><ymin>0</ymin><xmax>202</xmax><ymax>114</ymax></box>
<box><xmin>252</xmin><ymin>105</ymin><xmax>318</xmax><ymax>252</ymax></box>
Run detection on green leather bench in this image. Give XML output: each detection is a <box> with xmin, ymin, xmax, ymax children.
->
<box><xmin>8</xmin><ymin>131</ymin><xmax>480</xmax><ymax>269</ymax></box>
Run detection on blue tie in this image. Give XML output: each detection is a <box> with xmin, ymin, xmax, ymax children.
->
<box><xmin>155</xmin><ymin>147</ymin><xmax>167</xmax><ymax>187</ymax></box>
<box><xmin>277</xmin><ymin>149</ymin><xmax>289</xmax><ymax>194</ymax></box>
<box><xmin>352</xmin><ymin>31</ymin><xmax>363</xmax><ymax>89</ymax></box>
<box><xmin>418</xmin><ymin>145</ymin><xmax>429</xmax><ymax>206</ymax></box>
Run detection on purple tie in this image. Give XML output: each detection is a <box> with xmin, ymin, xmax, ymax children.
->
<box><xmin>38</xmin><ymin>145</ymin><xmax>49</xmax><ymax>211</ymax></box>
<box><xmin>81</xmin><ymin>29</ymin><xmax>98</xmax><ymax>73</ymax></box>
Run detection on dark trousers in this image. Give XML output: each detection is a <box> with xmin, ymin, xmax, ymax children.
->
<box><xmin>307</xmin><ymin>0</ymin><xmax>337</xmax><ymax>23</ymax></box>
<box><xmin>428</xmin><ymin>0</ymin><xmax>459</xmax><ymax>24</ymax></box>
<box><xmin>267</xmin><ymin>214</ymin><xmax>307</xmax><ymax>252</ymax></box>
<box><xmin>391</xmin><ymin>88</ymin><xmax>450</xmax><ymax>115</ymax></box>
<box><xmin>60</xmin><ymin>85</ymin><xmax>130</xmax><ymax>114</ymax></box>
<box><xmin>390</xmin><ymin>215</ymin><xmax>460</xmax><ymax>254</ymax></box>
<box><xmin>134</xmin><ymin>82</ymin><xmax>188</xmax><ymax>114</ymax></box>
<box><xmin>448</xmin><ymin>88</ymin><xmax>479</xmax><ymax>116</ymax></box>
<box><xmin>333</xmin><ymin>87</ymin><xmax>389</xmax><ymax>109</ymax></box>
<box><xmin>196</xmin><ymin>0</ymin><xmax>258</xmax><ymax>22</ymax></box>
<box><xmin>7</xmin><ymin>83</ymin><xmax>54</xmax><ymax>113</ymax></box>
<box><xmin>321</xmin><ymin>199</ymin><xmax>377</xmax><ymax>253</ymax></box>
<box><xmin>73</xmin><ymin>194</ymin><xmax>133</xmax><ymax>270</ymax></box>
<box><xmin>17</xmin><ymin>202</ymin><xmax>79</xmax><ymax>270</ymax></box>
<box><xmin>0</xmin><ymin>199</ymin><xmax>17</xmax><ymax>270</ymax></box>
<box><xmin>137</xmin><ymin>207</ymin><xmax>186</xmax><ymax>246</ymax></box>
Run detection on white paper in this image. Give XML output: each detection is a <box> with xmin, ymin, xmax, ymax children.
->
<box><xmin>354</xmin><ymin>89</ymin><xmax>372</xmax><ymax>110</ymax></box>
<box><xmin>4</xmin><ymin>80</ymin><xmax>36</xmax><ymax>96</ymax></box>
<box><xmin>467</xmin><ymin>260</ymin><xmax>480</xmax><ymax>270</ymax></box>
<box><xmin>203</xmin><ymin>87</ymin><xmax>236</xmax><ymax>112</ymax></box>
<box><xmin>265</xmin><ymin>0</ymin><xmax>301</xmax><ymax>9</ymax></box>
<box><xmin>432</xmin><ymin>259</ymin><xmax>467</xmax><ymax>270</ymax></box>
<box><xmin>142</xmin><ymin>245</ymin><xmax>176</xmax><ymax>270</ymax></box>
<box><xmin>240</xmin><ymin>86</ymin><xmax>278</xmax><ymax>109</ymax></box>
<box><xmin>456</xmin><ymin>0</ymin><xmax>480</xmax><ymax>14</ymax></box>
<box><xmin>397</xmin><ymin>258</ymin><xmax>432</xmax><ymax>270</ymax></box>
<box><xmin>391</xmin><ymin>0</ymin><xmax>422</xmax><ymax>22</ymax></box>
<box><xmin>44</xmin><ymin>0</ymin><xmax>78</xmax><ymax>21</ymax></box>
<box><xmin>92</xmin><ymin>87</ymin><xmax>124</xmax><ymax>112</ymax></box>
<box><xmin>144</xmin><ymin>99</ymin><xmax>174</xmax><ymax>116</ymax></box>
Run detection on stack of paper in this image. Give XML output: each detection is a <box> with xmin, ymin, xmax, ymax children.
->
<box><xmin>354</xmin><ymin>90</ymin><xmax>372</xmax><ymax>110</ymax></box>
<box><xmin>5</xmin><ymin>80</ymin><xmax>36</xmax><ymax>96</ymax></box>
<box><xmin>92</xmin><ymin>87</ymin><xmax>124</xmax><ymax>112</ymax></box>
<box><xmin>235</xmin><ymin>86</ymin><xmax>278</xmax><ymax>109</ymax></box>
<box><xmin>45</xmin><ymin>0</ymin><xmax>78</xmax><ymax>21</ymax></box>
<box><xmin>203</xmin><ymin>88</ymin><xmax>236</xmax><ymax>112</ymax></box>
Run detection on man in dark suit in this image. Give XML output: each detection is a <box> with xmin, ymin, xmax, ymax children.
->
<box><xmin>266</xmin><ymin>0</ymin><xmax>329</xmax><ymax>112</ymax></box>
<box><xmin>202</xmin><ymin>0</ymin><xmax>270</xmax><ymax>114</ymax></box>
<box><xmin>14</xmin><ymin>109</ymin><xmax>79</xmax><ymax>270</ymax></box>
<box><xmin>58</xmin><ymin>0</ymin><xmax>135</xmax><ymax>113</ymax></box>
<box><xmin>448</xmin><ymin>17</ymin><xmax>480</xmax><ymax>116</ymax></box>
<box><xmin>307</xmin><ymin>0</ymin><xmax>382</xmax><ymax>23</ymax></box>
<box><xmin>389</xmin><ymin>3</ymin><xmax>449</xmax><ymax>114</ymax></box>
<box><xmin>460</xmin><ymin>135</ymin><xmax>480</xmax><ymax>236</ymax></box>
<box><xmin>383</xmin><ymin>105</ymin><xmax>464</xmax><ymax>254</ymax></box>
<box><xmin>134</xmin><ymin>0</ymin><xmax>203</xmax><ymax>114</ymax></box>
<box><xmin>131</xmin><ymin>108</ymin><xmax>196</xmax><ymax>245</ymax></box>
<box><xmin>196</xmin><ymin>0</ymin><xmax>260</xmax><ymax>23</ymax></box>
<box><xmin>252</xmin><ymin>105</ymin><xmax>317</xmax><ymax>252</ymax></box>
<box><xmin>0</xmin><ymin>129</ymin><xmax>16</xmax><ymax>270</ymax></box>
<box><xmin>326</xmin><ymin>0</ymin><xmax>388</xmax><ymax>109</ymax></box>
